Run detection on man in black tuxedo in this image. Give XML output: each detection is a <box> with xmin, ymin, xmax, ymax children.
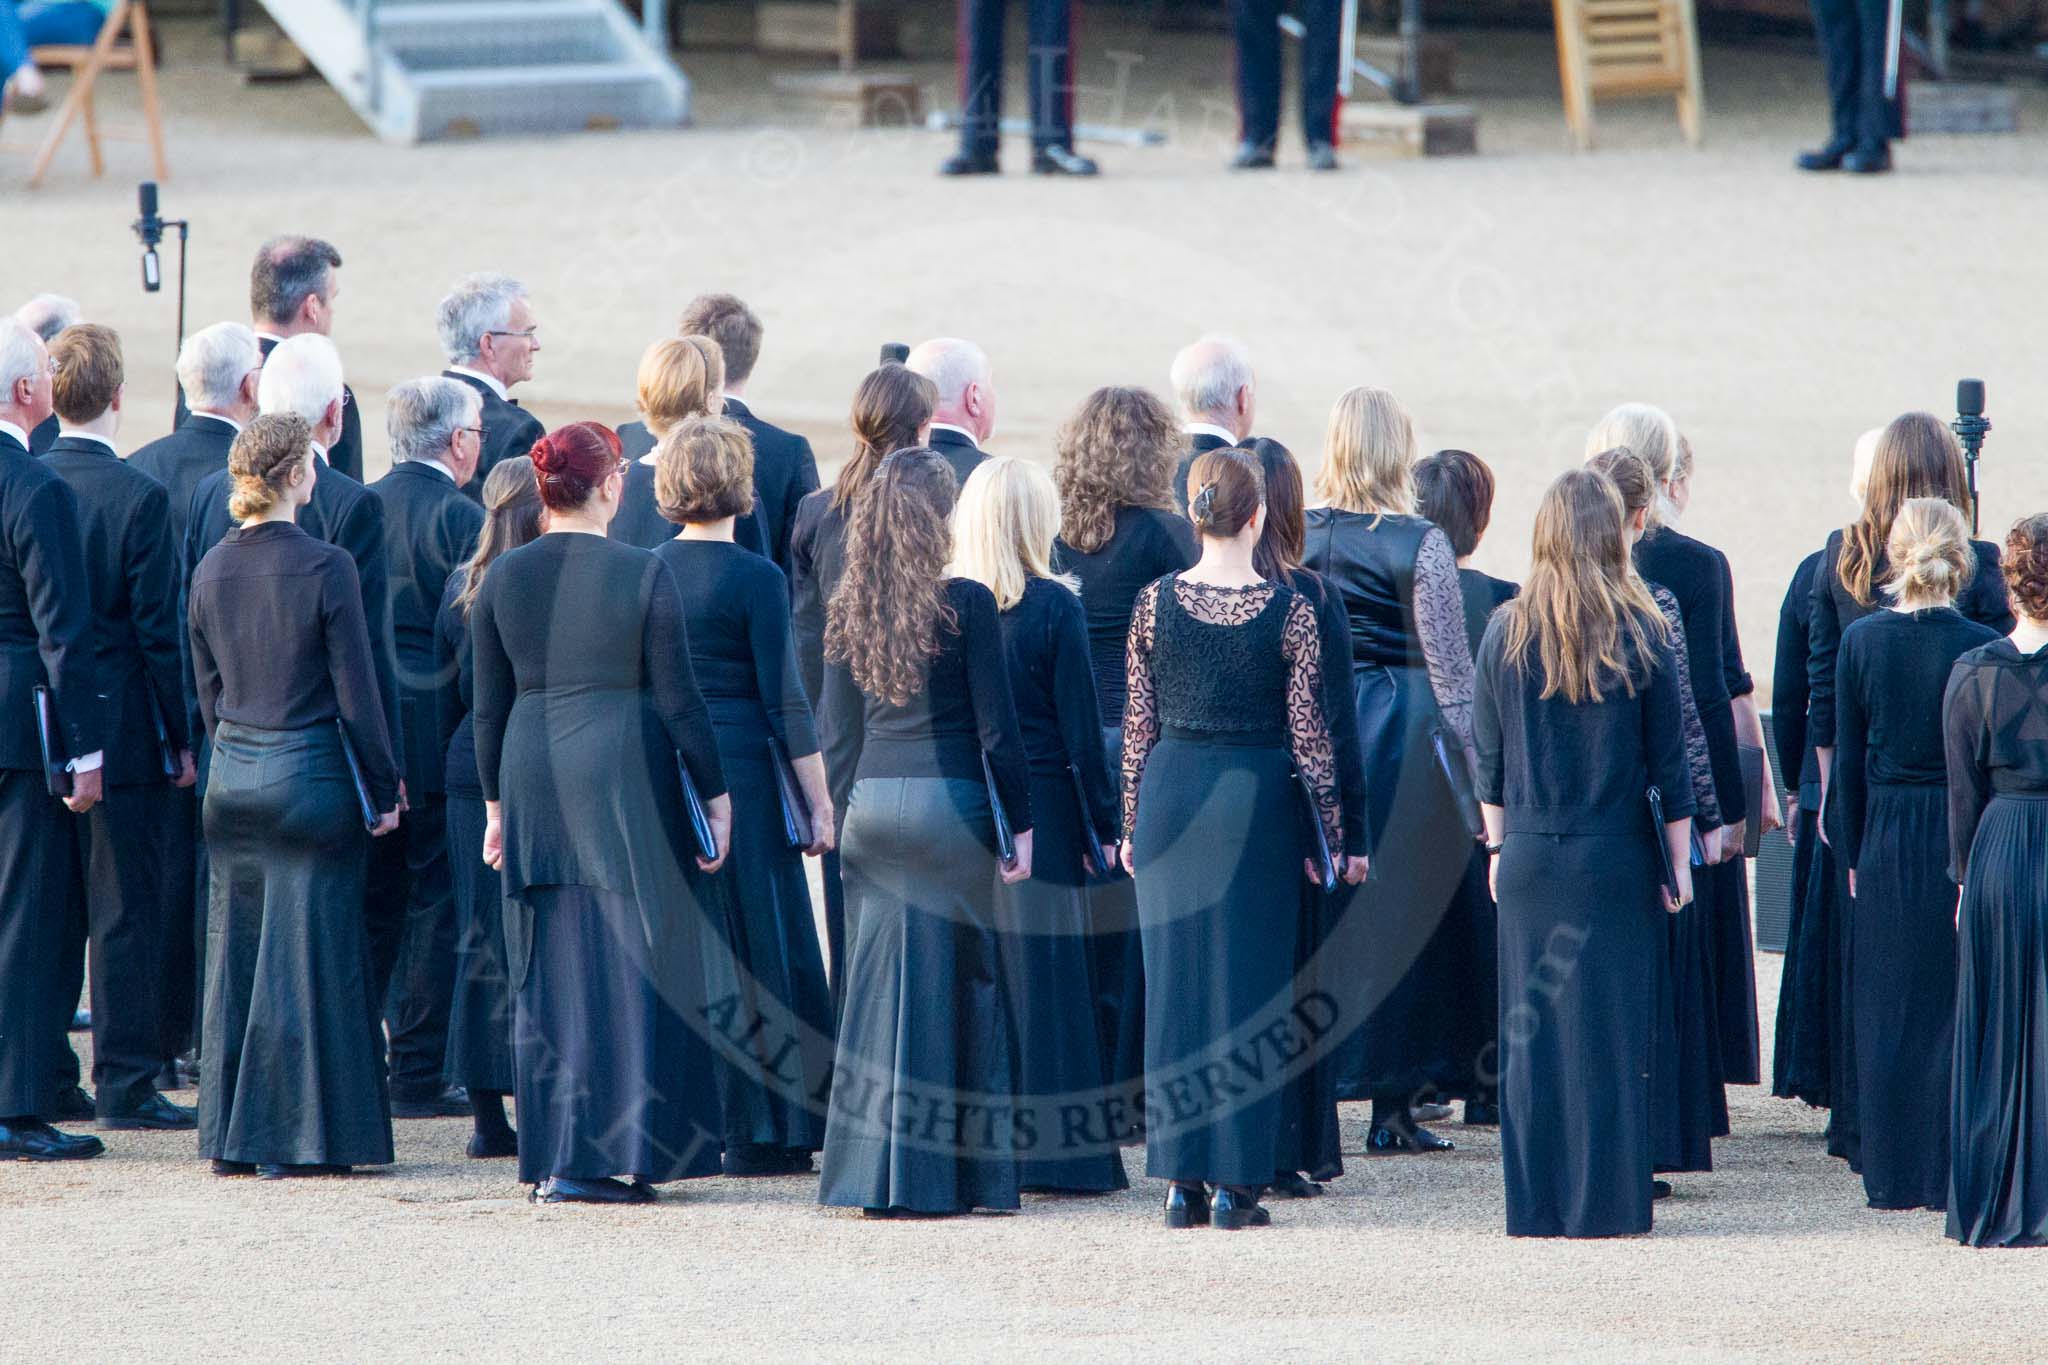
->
<box><xmin>436</xmin><ymin>272</ymin><xmax>544</xmax><ymax>501</ymax></box>
<box><xmin>905</xmin><ymin>336</ymin><xmax>994</xmax><ymax>487</ymax></box>
<box><xmin>41</xmin><ymin>325</ymin><xmax>199</xmax><ymax>1133</ymax></box>
<box><xmin>11</xmin><ymin>293</ymin><xmax>78</xmax><ymax>456</ymax></box>
<box><xmin>1229</xmin><ymin>0</ymin><xmax>1342</xmax><ymax>171</ymax></box>
<box><xmin>677</xmin><ymin>293</ymin><xmax>820</xmax><ymax>578</ymax></box>
<box><xmin>0</xmin><ymin>318</ymin><xmax>106</xmax><ymax>1162</ymax></box>
<box><xmin>943</xmin><ymin>0</ymin><xmax>1098</xmax><ymax>176</ymax></box>
<box><xmin>1797</xmin><ymin>0</ymin><xmax>1899</xmax><ymax>173</ymax></box>
<box><xmin>370</xmin><ymin>377</ymin><xmax>485</xmax><ymax>1118</ymax></box>
<box><xmin>1168</xmin><ymin>336</ymin><xmax>1257</xmax><ymax>511</ymax></box>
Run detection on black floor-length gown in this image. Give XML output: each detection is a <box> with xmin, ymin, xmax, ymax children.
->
<box><xmin>991</xmin><ymin>576</ymin><xmax>1127</xmax><ymax>1194</ymax></box>
<box><xmin>1451</xmin><ymin>567</ymin><xmax>1518</xmax><ymax>1116</ymax></box>
<box><xmin>816</xmin><ymin>578</ymin><xmax>1033</xmax><ymax>1214</ymax></box>
<box><xmin>1835</xmin><ymin>606</ymin><xmax>1997</xmax><ymax>1211</ymax></box>
<box><xmin>435</xmin><ymin>570</ymin><xmax>515</xmax><ymax>1098</ymax></box>
<box><xmin>789</xmin><ymin>487</ymin><xmax>854</xmax><ymax>1020</ymax></box>
<box><xmin>1122</xmin><ymin>575</ymin><xmax>1341</xmax><ymax>1188</ymax></box>
<box><xmin>1054</xmin><ymin>505</ymin><xmax>1198</xmax><ymax>1122</ymax></box>
<box><xmin>1808</xmin><ymin>529</ymin><xmax>2014</xmax><ymax>1166</ymax></box>
<box><xmin>1474</xmin><ymin>613</ymin><xmax>1694</xmax><ymax>1238</ymax></box>
<box><xmin>188</xmin><ymin>521</ymin><xmax>399</xmax><ymax>1168</ymax></box>
<box><xmin>1302</xmin><ymin>509</ymin><xmax>1488</xmax><ymax>1107</ymax></box>
<box><xmin>470</xmin><ymin>533</ymin><xmax>730</xmax><ymax>1188</ymax></box>
<box><xmin>656</xmin><ymin>537</ymin><xmax>835</xmax><ymax>1163</ymax></box>
<box><xmin>1769</xmin><ymin>547</ymin><xmax>1831</xmax><ymax>1107</ymax></box>
<box><xmin>1943</xmin><ymin>637</ymin><xmax>2048</xmax><ymax>1247</ymax></box>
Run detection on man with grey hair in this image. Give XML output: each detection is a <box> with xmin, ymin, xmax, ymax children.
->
<box><xmin>436</xmin><ymin>272</ymin><xmax>544</xmax><ymax>502</ymax></box>
<box><xmin>11</xmin><ymin>293</ymin><xmax>79</xmax><ymax>454</ymax></box>
<box><xmin>1168</xmin><ymin>336</ymin><xmax>1258</xmax><ymax>512</ymax></box>
<box><xmin>371</xmin><ymin>376</ymin><xmax>486</xmax><ymax>1124</ymax></box>
<box><xmin>905</xmin><ymin>336</ymin><xmax>994</xmax><ymax>486</ymax></box>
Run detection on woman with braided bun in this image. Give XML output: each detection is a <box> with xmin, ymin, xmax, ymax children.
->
<box><xmin>188</xmin><ymin>411</ymin><xmax>401</xmax><ymax>1181</ymax></box>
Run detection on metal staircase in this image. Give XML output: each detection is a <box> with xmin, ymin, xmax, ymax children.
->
<box><xmin>256</xmin><ymin>0</ymin><xmax>688</xmax><ymax>143</ymax></box>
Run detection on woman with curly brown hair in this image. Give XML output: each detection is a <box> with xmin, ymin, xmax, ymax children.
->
<box><xmin>816</xmin><ymin>448</ymin><xmax>1033</xmax><ymax>1218</ymax></box>
<box><xmin>1050</xmin><ymin>385</ymin><xmax>1196</xmax><ymax>1119</ymax></box>
<box><xmin>1945</xmin><ymin>512</ymin><xmax>2048</xmax><ymax>1247</ymax></box>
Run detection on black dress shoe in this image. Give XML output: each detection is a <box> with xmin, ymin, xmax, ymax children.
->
<box><xmin>1368</xmin><ymin>1114</ymin><xmax>1456</xmax><ymax>1153</ymax></box>
<box><xmin>1306</xmin><ymin>140</ymin><xmax>1340</xmax><ymax>172</ymax></box>
<box><xmin>212</xmin><ymin>1159</ymin><xmax>256</xmax><ymax>1176</ymax></box>
<box><xmin>70</xmin><ymin>1007</ymin><xmax>92</xmax><ymax>1032</ymax></box>
<box><xmin>1795</xmin><ymin>141</ymin><xmax>1851</xmax><ymax>171</ymax></box>
<box><xmin>0</xmin><ymin>1118</ymin><xmax>105</xmax><ymax>1161</ymax></box>
<box><xmin>722</xmin><ymin>1143</ymin><xmax>810</xmax><ymax>1177</ymax></box>
<box><xmin>532</xmin><ymin>1176</ymin><xmax>655</xmax><ymax>1205</ymax></box>
<box><xmin>1842</xmin><ymin>146</ymin><xmax>1892</xmax><ymax>174</ymax></box>
<box><xmin>466</xmin><ymin>1130</ymin><xmax>518</xmax><ymax>1159</ymax></box>
<box><xmin>1211</xmin><ymin>1185</ymin><xmax>1271</xmax><ymax>1230</ymax></box>
<box><xmin>1463</xmin><ymin>1100</ymin><xmax>1501</xmax><ymax>1126</ymax></box>
<box><xmin>1164</xmin><ymin>1181</ymin><xmax>1211</xmax><ymax>1228</ymax></box>
<box><xmin>1229</xmin><ymin>141</ymin><xmax>1276</xmax><ymax>170</ymax></box>
<box><xmin>1652</xmin><ymin>1179</ymin><xmax>1673</xmax><ymax>1200</ymax></box>
<box><xmin>940</xmin><ymin>150</ymin><xmax>999</xmax><ymax>177</ymax></box>
<box><xmin>390</xmin><ymin>1085</ymin><xmax>470</xmax><ymax>1119</ymax></box>
<box><xmin>1032</xmin><ymin>145</ymin><xmax>1098</xmax><ymax>176</ymax></box>
<box><xmin>41</xmin><ymin>1084</ymin><xmax>94</xmax><ymax>1123</ymax></box>
<box><xmin>1411</xmin><ymin>1101</ymin><xmax>1456</xmax><ymax>1125</ymax></box>
<box><xmin>256</xmin><ymin>1163</ymin><xmax>352</xmax><ymax>1179</ymax></box>
<box><xmin>100</xmin><ymin>1093</ymin><xmax>198</xmax><ymax>1131</ymax></box>
<box><xmin>1268</xmin><ymin>1170</ymin><xmax>1324</xmax><ymax>1199</ymax></box>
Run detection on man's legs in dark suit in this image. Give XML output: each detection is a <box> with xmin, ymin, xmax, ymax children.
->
<box><xmin>76</xmin><ymin>783</ymin><xmax>182</xmax><ymax>1119</ymax></box>
<box><xmin>1026</xmin><ymin>0</ymin><xmax>1074</xmax><ymax>152</ymax></box>
<box><xmin>384</xmin><ymin>797</ymin><xmax>459</xmax><ymax>1106</ymax></box>
<box><xmin>959</xmin><ymin>0</ymin><xmax>1007</xmax><ymax>162</ymax></box>
<box><xmin>1232</xmin><ymin>0</ymin><xmax>1282</xmax><ymax>157</ymax></box>
<box><xmin>1298</xmin><ymin>0</ymin><xmax>1342</xmax><ymax>150</ymax></box>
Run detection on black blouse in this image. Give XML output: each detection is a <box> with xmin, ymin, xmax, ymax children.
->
<box><xmin>1834</xmin><ymin>607</ymin><xmax>1999</xmax><ymax>868</ymax></box>
<box><xmin>1456</xmin><ymin>567</ymin><xmax>1519</xmax><ymax>661</ymax></box>
<box><xmin>1290</xmin><ymin>566</ymin><xmax>1371</xmax><ymax>857</ymax></box>
<box><xmin>1944</xmin><ymin>636</ymin><xmax>2048</xmax><ymax>881</ymax></box>
<box><xmin>1052</xmin><ymin>505</ymin><xmax>1198</xmax><ymax>727</ymax></box>
<box><xmin>1635</xmin><ymin>526</ymin><xmax>1746</xmax><ymax>824</ymax></box>
<box><xmin>818</xmin><ymin>576</ymin><xmax>1032</xmax><ymax>830</ymax></box>
<box><xmin>188</xmin><ymin>521</ymin><xmax>400</xmax><ymax>810</ymax></box>
<box><xmin>995</xmin><ymin>576</ymin><xmax>1118</xmax><ymax>838</ymax></box>
<box><xmin>653</xmin><ymin>538</ymin><xmax>818</xmax><ymax>757</ymax></box>
<box><xmin>788</xmin><ymin>488</ymin><xmax>850</xmax><ymax>706</ymax></box>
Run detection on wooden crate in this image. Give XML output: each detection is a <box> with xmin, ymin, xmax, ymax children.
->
<box><xmin>1339</xmin><ymin>102</ymin><xmax>1479</xmax><ymax>157</ymax></box>
<box><xmin>770</xmin><ymin>70</ymin><xmax>924</xmax><ymax>127</ymax></box>
<box><xmin>1353</xmin><ymin>34</ymin><xmax>1457</xmax><ymax>97</ymax></box>
<box><xmin>1906</xmin><ymin>81</ymin><xmax>2019</xmax><ymax>135</ymax></box>
<box><xmin>756</xmin><ymin>1</ymin><xmax>903</xmax><ymax>65</ymax></box>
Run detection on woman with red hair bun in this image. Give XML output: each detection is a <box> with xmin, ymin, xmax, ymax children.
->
<box><xmin>470</xmin><ymin>420</ymin><xmax>735</xmax><ymax>1205</ymax></box>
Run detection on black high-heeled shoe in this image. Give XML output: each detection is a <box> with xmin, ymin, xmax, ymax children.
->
<box><xmin>1164</xmin><ymin>1182</ymin><xmax>1210</xmax><ymax>1229</ymax></box>
<box><xmin>1211</xmin><ymin>1185</ymin><xmax>1271</xmax><ymax>1230</ymax></box>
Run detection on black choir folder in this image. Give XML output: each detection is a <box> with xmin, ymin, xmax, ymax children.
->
<box><xmin>1737</xmin><ymin>744</ymin><xmax>1766</xmax><ymax>858</ymax></box>
<box><xmin>335</xmin><ymin>720</ymin><xmax>380</xmax><ymax>831</ymax></box>
<box><xmin>1646</xmin><ymin>784</ymin><xmax>1680</xmax><ymax>902</ymax></box>
<box><xmin>32</xmin><ymin>684</ymin><xmax>71</xmax><ymax>798</ymax></box>
<box><xmin>768</xmin><ymin>737</ymin><xmax>811</xmax><ymax>850</ymax></box>
<box><xmin>675</xmin><ymin>755</ymin><xmax>720</xmax><ymax>862</ymax></box>
<box><xmin>982</xmin><ymin>752</ymin><xmax>1016</xmax><ymax>867</ymax></box>
<box><xmin>1297</xmin><ymin>768</ymin><xmax>1338</xmax><ymax>895</ymax></box>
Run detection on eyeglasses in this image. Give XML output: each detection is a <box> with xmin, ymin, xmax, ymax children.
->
<box><xmin>340</xmin><ymin>391</ymin><xmax>354</xmax><ymax>407</ymax></box>
<box><xmin>461</xmin><ymin>426</ymin><xmax>485</xmax><ymax>439</ymax></box>
<box><xmin>485</xmin><ymin>327</ymin><xmax>539</xmax><ymax>342</ymax></box>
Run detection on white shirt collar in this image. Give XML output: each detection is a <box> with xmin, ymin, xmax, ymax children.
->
<box><xmin>419</xmin><ymin>457</ymin><xmax>457</xmax><ymax>484</ymax></box>
<box><xmin>448</xmin><ymin>365</ymin><xmax>509</xmax><ymax>401</ymax></box>
<box><xmin>191</xmin><ymin>410</ymin><xmax>244</xmax><ymax>433</ymax></box>
<box><xmin>57</xmin><ymin>429</ymin><xmax>118</xmax><ymax>454</ymax></box>
<box><xmin>0</xmin><ymin>419</ymin><xmax>28</xmax><ymax>450</ymax></box>
<box><xmin>1183</xmin><ymin>422</ymin><xmax>1239</xmax><ymax>446</ymax></box>
<box><xmin>255</xmin><ymin>329</ymin><xmax>287</xmax><ymax>345</ymax></box>
<box><xmin>311</xmin><ymin>439</ymin><xmax>330</xmax><ymax>466</ymax></box>
<box><xmin>930</xmin><ymin>422</ymin><xmax>979</xmax><ymax>449</ymax></box>
<box><xmin>720</xmin><ymin>392</ymin><xmax>749</xmax><ymax>414</ymax></box>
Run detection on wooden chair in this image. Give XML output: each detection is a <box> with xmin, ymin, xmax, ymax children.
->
<box><xmin>25</xmin><ymin>0</ymin><xmax>168</xmax><ymax>187</ymax></box>
<box><xmin>1552</xmin><ymin>0</ymin><xmax>1704</xmax><ymax>150</ymax></box>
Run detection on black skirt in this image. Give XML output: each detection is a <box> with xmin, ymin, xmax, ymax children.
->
<box><xmin>1273</xmin><ymin>873</ymin><xmax>1345</xmax><ymax>1182</ymax></box>
<box><xmin>1852</xmin><ymin>784</ymin><xmax>1956</xmax><ymax>1211</ymax></box>
<box><xmin>1653</xmin><ymin>898</ymin><xmax>1723</xmax><ymax>1174</ymax></box>
<box><xmin>1133</xmin><ymin>730</ymin><xmax>1300</xmax><ymax>1188</ymax></box>
<box><xmin>444</xmin><ymin>791</ymin><xmax>515</xmax><ymax>1095</ymax></box>
<box><xmin>198</xmin><ymin>722</ymin><xmax>393</xmax><ymax>1168</ymax></box>
<box><xmin>1497</xmin><ymin>830</ymin><xmax>1661</xmax><ymax>1238</ymax></box>
<box><xmin>1698</xmin><ymin>858</ymin><xmax>1761</xmax><ymax>1086</ymax></box>
<box><xmin>819</xmin><ymin>776</ymin><xmax>1020</xmax><ymax>1214</ymax></box>
<box><xmin>1823</xmin><ymin>851</ymin><xmax>1862</xmax><ymax>1168</ymax></box>
<box><xmin>1089</xmin><ymin>725</ymin><xmax>1145</xmax><ymax>1135</ymax></box>
<box><xmin>1771</xmin><ymin>804</ymin><xmax>1831</xmax><ymax>1107</ymax></box>
<box><xmin>1949</xmin><ymin>793</ymin><xmax>2048</xmax><ymax>1247</ymax></box>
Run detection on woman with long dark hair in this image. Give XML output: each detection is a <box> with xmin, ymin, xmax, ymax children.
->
<box><xmin>1474</xmin><ymin>468</ymin><xmax>1695</xmax><ymax>1239</ymax></box>
<box><xmin>474</xmin><ymin>421</ymin><xmax>732</xmax><ymax>1205</ymax></box>
<box><xmin>1051</xmin><ymin>385</ymin><xmax>1198</xmax><ymax>1133</ymax></box>
<box><xmin>652</xmin><ymin>414</ymin><xmax>837</xmax><ymax>1178</ymax></box>
<box><xmin>1944</xmin><ymin>513</ymin><xmax>2048</xmax><ymax>1248</ymax></box>
<box><xmin>1122</xmin><ymin>447</ymin><xmax>1342</xmax><ymax>1231</ymax></box>
<box><xmin>1247</xmin><ymin>436</ymin><xmax>1368</xmax><ymax>1196</ymax></box>
<box><xmin>436</xmin><ymin>455</ymin><xmax>543</xmax><ymax>1159</ymax></box>
<box><xmin>189</xmin><ymin>413</ymin><xmax>401</xmax><ymax>1179</ymax></box>
<box><xmin>816</xmin><ymin>448</ymin><xmax>1034</xmax><ymax>1218</ymax></box>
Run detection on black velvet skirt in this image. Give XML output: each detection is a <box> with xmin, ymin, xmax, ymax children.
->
<box><xmin>444</xmin><ymin>791</ymin><xmax>515</xmax><ymax>1095</ymax></box>
<box><xmin>1698</xmin><ymin>857</ymin><xmax>1761</xmax><ymax>1087</ymax></box>
<box><xmin>1653</xmin><ymin>897</ymin><xmax>1723</xmax><ymax>1174</ymax></box>
<box><xmin>198</xmin><ymin>722</ymin><xmax>392</xmax><ymax>1168</ymax></box>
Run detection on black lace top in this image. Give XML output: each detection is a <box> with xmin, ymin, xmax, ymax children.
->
<box><xmin>1651</xmin><ymin>582</ymin><xmax>1722</xmax><ymax>831</ymax></box>
<box><xmin>1119</xmin><ymin>574</ymin><xmax>1341</xmax><ymax>850</ymax></box>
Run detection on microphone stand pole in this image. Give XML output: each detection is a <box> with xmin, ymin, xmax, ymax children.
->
<box><xmin>1953</xmin><ymin>410</ymin><xmax>1988</xmax><ymax>536</ymax></box>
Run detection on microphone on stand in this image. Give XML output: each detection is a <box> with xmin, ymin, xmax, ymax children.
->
<box><xmin>1953</xmin><ymin>379</ymin><xmax>1988</xmax><ymax>536</ymax></box>
<box><xmin>879</xmin><ymin>343</ymin><xmax>910</xmax><ymax>365</ymax></box>
<box><xmin>135</xmin><ymin>181</ymin><xmax>165</xmax><ymax>292</ymax></box>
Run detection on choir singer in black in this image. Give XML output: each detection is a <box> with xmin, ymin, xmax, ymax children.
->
<box><xmin>436</xmin><ymin>273</ymin><xmax>545</xmax><ymax>500</ymax></box>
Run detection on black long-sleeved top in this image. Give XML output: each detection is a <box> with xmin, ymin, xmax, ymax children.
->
<box><xmin>1807</xmin><ymin>528</ymin><xmax>2014</xmax><ymax>751</ymax></box>
<box><xmin>1833</xmin><ymin>607</ymin><xmax>1998</xmax><ymax>869</ymax></box>
<box><xmin>1635</xmin><ymin>526</ymin><xmax>1746</xmax><ymax>824</ymax></box>
<box><xmin>42</xmin><ymin>435</ymin><xmax>188</xmax><ymax>784</ymax></box>
<box><xmin>1944</xmin><ymin>637</ymin><xmax>2048</xmax><ymax>882</ymax></box>
<box><xmin>788</xmin><ymin>487</ymin><xmax>850</xmax><ymax>706</ymax></box>
<box><xmin>1290</xmin><ymin>566</ymin><xmax>1372</xmax><ymax>857</ymax></box>
<box><xmin>1052</xmin><ymin>505</ymin><xmax>1198</xmax><ymax>727</ymax></box>
<box><xmin>0</xmin><ymin>430</ymin><xmax>100</xmax><ymax>769</ymax></box>
<box><xmin>1457</xmin><ymin>568</ymin><xmax>1519</xmax><ymax>662</ymax></box>
<box><xmin>433</xmin><ymin>570</ymin><xmax>481</xmax><ymax>800</ymax></box>
<box><xmin>995</xmin><ymin>576</ymin><xmax>1118</xmax><ymax>839</ymax></box>
<box><xmin>1473</xmin><ymin>612</ymin><xmax>1696</xmax><ymax>835</ymax></box>
<box><xmin>818</xmin><ymin>576</ymin><xmax>1032</xmax><ymax>831</ymax></box>
<box><xmin>187</xmin><ymin>521</ymin><xmax>399</xmax><ymax>810</ymax></box>
<box><xmin>611</xmin><ymin>429</ymin><xmax>768</xmax><ymax>556</ymax></box>
<box><xmin>653</xmin><ymin>538</ymin><xmax>818</xmax><ymax>757</ymax></box>
<box><xmin>1771</xmin><ymin>548</ymin><xmax>1824</xmax><ymax>803</ymax></box>
<box><xmin>370</xmin><ymin>460</ymin><xmax>485</xmax><ymax>795</ymax></box>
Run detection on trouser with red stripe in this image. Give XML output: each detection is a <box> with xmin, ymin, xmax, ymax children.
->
<box><xmin>959</xmin><ymin>0</ymin><xmax>1077</xmax><ymax>156</ymax></box>
<box><xmin>1231</xmin><ymin>0</ymin><xmax>1341</xmax><ymax>153</ymax></box>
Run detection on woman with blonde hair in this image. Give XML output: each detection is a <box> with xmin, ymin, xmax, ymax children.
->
<box><xmin>1302</xmin><ymin>385</ymin><xmax>1487</xmax><ymax>1152</ymax></box>
<box><xmin>612</xmin><ymin>334</ymin><xmax>739</xmax><ymax>549</ymax></box>
<box><xmin>1832</xmin><ymin>497</ymin><xmax>1997</xmax><ymax>1212</ymax></box>
<box><xmin>1474</xmin><ymin>468</ymin><xmax>1696</xmax><ymax>1238</ymax></box>
<box><xmin>1049</xmin><ymin>385</ymin><xmax>1196</xmax><ymax>1123</ymax></box>
<box><xmin>953</xmin><ymin>456</ymin><xmax>1125</xmax><ymax>1195</ymax></box>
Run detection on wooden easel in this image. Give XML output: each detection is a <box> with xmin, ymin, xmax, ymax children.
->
<box><xmin>1551</xmin><ymin>0</ymin><xmax>1704</xmax><ymax>150</ymax></box>
<box><xmin>26</xmin><ymin>0</ymin><xmax>168</xmax><ymax>187</ymax></box>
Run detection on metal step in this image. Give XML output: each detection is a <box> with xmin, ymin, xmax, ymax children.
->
<box><xmin>410</xmin><ymin>61</ymin><xmax>681</xmax><ymax>138</ymax></box>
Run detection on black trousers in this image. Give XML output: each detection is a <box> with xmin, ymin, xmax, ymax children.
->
<box><xmin>1231</xmin><ymin>0</ymin><xmax>1341</xmax><ymax>153</ymax></box>
<box><xmin>1811</xmin><ymin>0</ymin><xmax>1898</xmax><ymax>152</ymax></box>
<box><xmin>0</xmin><ymin>770</ymin><xmax>66</xmax><ymax>1118</ymax></box>
<box><xmin>959</xmin><ymin>0</ymin><xmax>1076</xmax><ymax>155</ymax></box>
<box><xmin>49</xmin><ymin>782</ymin><xmax>179</xmax><ymax>1116</ymax></box>
<box><xmin>156</xmin><ymin>784</ymin><xmax>199</xmax><ymax>1063</ymax></box>
<box><xmin>379</xmin><ymin>793</ymin><xmax>458</xmax><ymax>1100</ymax></box>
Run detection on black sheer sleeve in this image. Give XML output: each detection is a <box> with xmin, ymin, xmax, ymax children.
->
<box><xmin>746</xmin><ymin>561</ymin><xmax>820</xmax><ymax>758</ymax></box>
<box><xmin>1834</xmin><ymin>629</ymin><xmax>1871</xmax><ymax>869</ymax></box>
<box><xmin>322</xmin><ymin>551</ymin><xmax>400</xmax><ymax>811</ymax></box>
<box><xmin>1412</xmin><ymin>527</ymin><xmax>1476</xmax><ymax>755</ymax></box>
<box><xmin>1642</xmin><ymin>633</ymin><xmax>1697</xmax><ymax>822</ymax></box>
<box><xmin>1304</xmin><ymin>573</ymin><xmax>1370</xmax><ymax>856</ymax></box>
<box><xmin>1049</xmin><ymin>586</ymin><xmax>1118</xmax><ymax>838</ymax></box>
<box><xmin>1943</xmin><ymin>658</ymin><xmax>1992</xmax><ymax>884</ymax></box>
<box><xmin>1771</xmin><ymin>555</ymin><xmax>1814</xmax><ymax>794</ymax></box>
<box><xmin>1120</xmin><ymin>578</ymin><xmax>1163</xmax><ymax>839</ymax></box>
<box><xmin>188</xmin><ymin>586</ymin><xmax>220</xmax><ymax>742</ymax></box>
<box><xmin>1654</xmin><ymin>585</ymin><xmax>1722</xmax><ymax>831</ymax></box>
<box><xmin>1283</xmin><ymin>594</ymin><xmax>1343</xmax><ymax>853</ymax></box>
<box><xmin>1807</xmin><ymin>534</ymin><xmax>1846</xmax><ymax>749</ymax></box>
<box><xmin>644</xmin><ymin>559</ymin><xmax>727</xmax><ymax>801</ymax></box>
<box><xmin>959</xmin><ymin>582</ymin><xmax>1033</xmax><ymax>834</ymax></box>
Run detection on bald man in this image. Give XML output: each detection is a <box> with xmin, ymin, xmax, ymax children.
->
<box><xmin>905</xmin><ymin>337</ymin><xmax>995</xmax><ymax>486</ymax></box>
